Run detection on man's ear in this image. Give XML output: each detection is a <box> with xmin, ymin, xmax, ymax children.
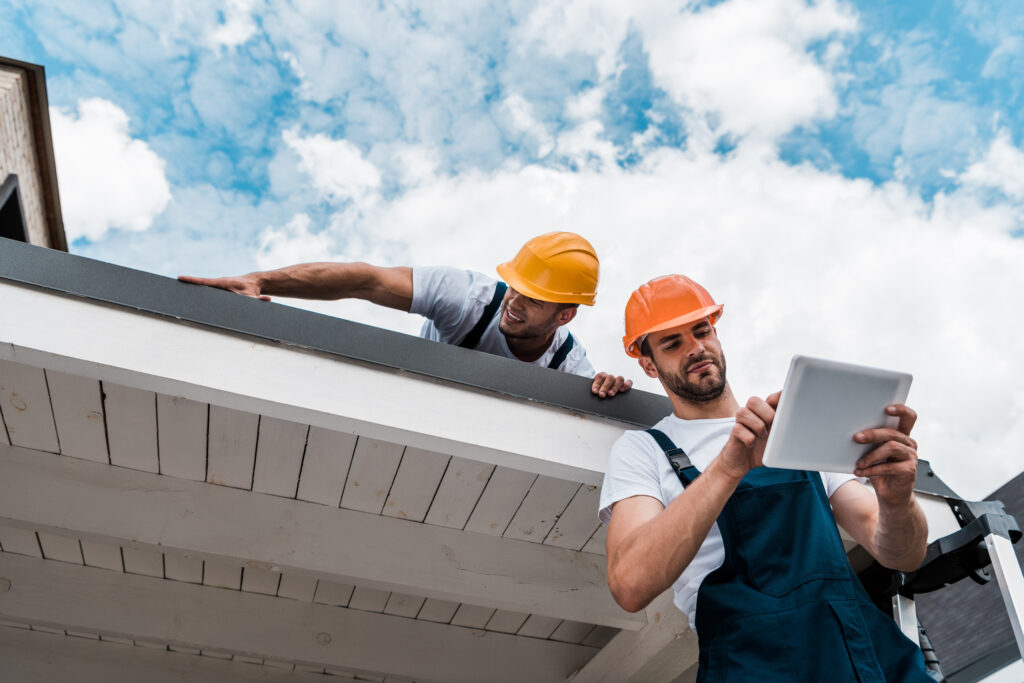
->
<box><xmin>555</xmin><ymin>306</ymin><xmax>577</xmax><ymax>326</ymax></box>
<box><xmin>638</xmin><ymin>356</ymin><xmax>659</xmax><ymax>379</ymax></box>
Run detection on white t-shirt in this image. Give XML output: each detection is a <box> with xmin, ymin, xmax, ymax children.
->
<box><xmin>410</xmin><ymin>266</ymin><xmax>596</xmax><ymax>377</ymax></box>
<box><xmin>598</xmin><ymin>413</ymin><xmax>858</xmax><ymax>631</ymax></box>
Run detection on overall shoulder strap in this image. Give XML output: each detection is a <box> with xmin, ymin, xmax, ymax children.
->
<box><xmin>547</xmin><ymin>333</ymin><xmax>575</xmax><ymax>369</ymax></box>
<box><xmin>458</xmin><ymin>281</ymin><xmax>507</xmax><ymax>349</ymax></box>
<box><xmin>646</xmin><ymin>428</ymin><xmax>700</xmax><ymax>487</ymax></box>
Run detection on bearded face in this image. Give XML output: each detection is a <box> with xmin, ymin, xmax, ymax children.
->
<box><xmin>654</xmin><ymin>350</ymin><xmax>727</xmax><ymax>403</ymax></box>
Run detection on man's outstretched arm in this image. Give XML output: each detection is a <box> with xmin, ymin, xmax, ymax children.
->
<box><xmin>179</xmin><ymin>263</ymin><xmax>414</xmax><ymax>311</ymax></box>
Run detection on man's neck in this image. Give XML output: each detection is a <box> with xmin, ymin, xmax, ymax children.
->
<box><xmin>505</xmin><ymin>331</ymin><xmax>557</xmax><ymax>363</ymax></box>
<box><xmin>669</xmin><ymin>384</ymin><xmax>740</xmax><ymax>420</ymax></box>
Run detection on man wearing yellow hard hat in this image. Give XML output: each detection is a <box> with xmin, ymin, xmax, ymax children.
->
<box><xmin>599</xmin><ymin>274</ymin><xmax>931</xmax><ymax>681</ymax></box>
<box><xmin>179</xmin><ymin>232</ymin><xmax>631</xmax><ymax>397</ymax></box>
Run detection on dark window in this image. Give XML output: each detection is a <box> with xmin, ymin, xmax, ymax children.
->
<box><xmin>1</xmin><ymin>174</ymin><xmax>28</xmax><ymax>242</ymax></box>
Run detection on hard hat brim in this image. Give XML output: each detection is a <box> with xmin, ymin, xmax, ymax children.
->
<box><xmin>496</xmin><ymin>262</ymin><xmax>596</xmax><ymax>306</ymax></box>
<box><xmin>623</xmin><ymin>304</ymin><xmax>723</xmax><ymax>358</ymax></box>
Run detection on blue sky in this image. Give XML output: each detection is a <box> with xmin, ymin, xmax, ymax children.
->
<box><xmin>2</xmin><ymin>0</ymin><xmax>1023</xmax><ymax>497</ymax></box>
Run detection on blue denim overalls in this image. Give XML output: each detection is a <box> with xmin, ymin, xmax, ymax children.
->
<box><xmin>647</xmin><ymin>428</ymin><xmax>932</xmax><ymax>682</ymax></box>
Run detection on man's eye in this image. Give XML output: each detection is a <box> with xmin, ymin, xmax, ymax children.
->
<box><xmin>664</xmin><ymin>342</ymin><xmax>679</xmax><ymax>350</ymax></box>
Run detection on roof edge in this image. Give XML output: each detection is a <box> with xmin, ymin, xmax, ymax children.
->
<box><xmin>0</xmin><ymin>238</ymin><xmax>673</xmax><ymax>427</ymax></box>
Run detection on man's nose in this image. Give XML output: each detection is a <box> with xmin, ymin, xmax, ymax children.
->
<box><xmin>685</xmin><ymin>335</ymin><xmax>706</xmax><ymax>357</ymax></box>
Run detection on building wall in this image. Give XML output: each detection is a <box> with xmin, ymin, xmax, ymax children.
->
<box><xmin>0</xmin><ymin>65</ymin><xmax>51</xmax><ymax>247</ymax></box>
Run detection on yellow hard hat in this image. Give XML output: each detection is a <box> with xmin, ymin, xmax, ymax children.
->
<box><xmin>496</xmin><ymin>232</ymin><xmax>599</xmax><ymax>306</ymax></box>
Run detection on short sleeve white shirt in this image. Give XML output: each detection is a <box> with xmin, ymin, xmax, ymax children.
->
<box><xmin>410</xmin><ymin>266</ymin><xmax>596</xmax><ymax>377</ymax></box>
<box><xmin>598</xmin><ymin>413</ymin><xmax>858</xmax><ymax>631</ymax></box>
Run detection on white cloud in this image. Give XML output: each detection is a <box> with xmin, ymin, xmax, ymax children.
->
<box><xmin>636</xmin><ymin>0</ymin><xmax>857</xmax><ymax>141</ymax></box>
<box><xmin>960</xmin><ymin>131</ymin><xmax>1024</xmax><ymax>201</ymax></box>
<box><xmin>208</xmin><ymin>0</ymin><xmax>260</xmax><ymax>48</ymax></box>
<box><xmin>256</xmin><ymin>212</ymin><xmax>334</xmax><ymax>268</ymax></box>
<box><xmin>50</xmin><ymin>97</ymin><xmax>171</xmax><ymax>242</ymax></box>
<box><xmin>283</xmin><ymin>129</ymin><xmax>382</xmax><ymax>203</ymax></box>
<box><xmin>520</xmin><ymin>0</ymin><xmax>858</xmax><ymax>143</ymax></box>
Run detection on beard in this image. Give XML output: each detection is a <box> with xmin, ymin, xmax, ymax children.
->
<box><xmin>657</xmin><ymin>353</ymin><xmax>727</xmax><ymax>403</ymax></box>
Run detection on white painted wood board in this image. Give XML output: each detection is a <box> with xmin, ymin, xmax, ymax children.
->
<box><xmin>45</xmin><ymin>370</ymin><xmax>107</xmax><ymax>463</ymax></box>
<box><xmin>581</xmin><ymin>626</ymin><xmax>619</xmax><ymax>648</ymax></box>
<box><xmin>573</xmin><ymin>590</ymin><xmax>698</xmax><ymax>683</ymax></box>
<box><xmin>0</xmin><ymin>282</ymin><xmax>632</xmax><ymax>486</ymax></box>
<box><xmin>156</xmin><ymin>395</ymin><xmax>207</xmax><ymax>481</ymax></box>
<box><xmin>207</xmin><ymin>406</ymin><xmax>259</xmax><ymax>489</ymax></box>
<box><xmin>0</xmin><ymin>360</ymin><xmax>59</xmax><ymax>452</ymax></box>
<box><xmin>544</xmin><ymin>484</ymin><xmax>602</xmax><ymax>550</ymax></box>
<box><xmin>383</xmin><ymin>593</ymin><xmax>425</xmax><ymax>619</ymax></box>
<box><xmin>0</xmin><ymin>627</ymin><xmax>337</xmax><ymax>683</ymax></box>
<box><xmin>464</xmin><ymin>467</ymin><xmax>537</xmax><ymax>536</ymax></box>
<box><xmin>277</xmin><ymin>573</ymin><xmax>317</xmax><ymax>601</ymax></box>
<box><xmin>103</xmin><ymin>382</ymin><xmax>159</xmax><ymax>473</ymax></box>
<box><xmin>340</xmin><ymin>437</ymin><xmax>404</xmax><ymax>514</ymax></box>
<box><xmin>486</xmin><ymin>610</ymin><xmax>529</xmax><ymax>634</ymax></box>
<box><xmin>123</xmin><ymin>547</ymin><xmax>163</xmax><ymax>577</ymax></box>
<box><xmin>313</xmin><ymin>580</ymin><xmax>354</xmax><ymax>607</ymax></box>
<box><xmin>383</xmin><ymin>447</ymin><xmax>449</xmax><ymax>522</ymax></box>
<box><xmin>37</xmin><ymin>533</ymin><xmax>82</xmax><ymax>564</ymax></box>
<box><xmin>0</xmin><ymin>526</ymin><xmax>41</xmax><ymax>557</ymax></box>
<box><xmin>416</xmin><ymin>598</ymin><xmax>459</xmax><ymax>624</ymax></box>
<box><xmin>66</xmin><ymin>630</ymin><xmax>100</xmax><ymax>639</ymax></box>
<box><xmin>517</xmin><ymin>614</ymin><xmax>561</xmax><ymax>639</ymax></box>
<box><xmin>423</xmin><ymin>456</ymin><xmax>493</xmax><ymax>529</ymax></box>
<box><xmin>582</xmin><ymin>524</ymin><xmax>608</xmax><ymax>556</ymax></box>
<box><xmin>348</xmin><ymin>586</ymin><xmax>390</xmax><ymax>613</ymax></box>
<box><xmin>203</xmin><ymin>559</ymin><xmax>241</xmax><ymax>590</ymax></box>
<box><xmin>504</xmin><ymin>477</ymin><xmax>580</xmax><ymax>543</ymax></box>
<box><xmin>80</xmin><ymin>540</ymin><xmax>122</xmax><ymax>571</ymax></box>
<box><xmin>550</xmin><ymin>620</ymin><xmax>594</xmax><ymax>644</ymax></box>
<box><xmin>296</xmin><ymin>426</ymin><xmax>356</xmax><ymax>506</ymax></box>
<box><xmin>0</xmin><ymin>445</ymin><xmax>640</xmax><ymax>629</ymax></box>
<box><xmin>252</xmin><ymin>416</ymin><xmax>308</xmax><ymax>498</ymax></box>
<box><xmin>450</xmin><ymin>604</ymin><xmax>496</xmax><ymax>629</ymax></box>
<box><xmin>241</xmin><ymin>567</ymin><xmax>281</xmax><ymax>596</ymax></box>
<box><xmin>165</xmin><ymin>554</ymin><xmax>204</xmax><ymax>584</ymax></box>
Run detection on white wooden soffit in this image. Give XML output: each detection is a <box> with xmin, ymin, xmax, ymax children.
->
<box><xmin>0</xmin><ymin>553</ymin><xmax>598</xmax><ymax>683</ymax></box>
<box><xmin>571</xmin><ymin>590</ymin><xmax>699</xmax><ymax>683</ymax></box>
<box><xmin>0</xmin><ymin>445</ymin><xmax>642</xmax><ymax>630</ymax></box>
<box><xmin>0</xmin><ymin>281</ymin><xmax>629</xmax><ymax>485</ymax></box>
<box><xmin>0</xmin><ymin>628</ymin><xmax>338</xmax><ymax>683</ymax></box>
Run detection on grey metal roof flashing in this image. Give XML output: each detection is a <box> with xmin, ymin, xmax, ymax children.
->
<box><xmin>0</xmin><ymin>238</ymin><xmax>673</xmax><ymax>427</ymax></box>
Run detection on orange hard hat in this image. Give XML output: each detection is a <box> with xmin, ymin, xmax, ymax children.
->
<box><xmin>622</xmin><ymin>275</ymin><xmax>723</xmax><ymax>358</ymax></box>
<box><xmin>496</xmin><ymin>232</ymin><xmax>599</xmax><ymax>306</ymax></box>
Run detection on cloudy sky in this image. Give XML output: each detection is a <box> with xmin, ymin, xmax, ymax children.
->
<box><xmin>2</xmin><ymin>0</ymin><xmax>1022</xmax><ymax>499</ymax></box>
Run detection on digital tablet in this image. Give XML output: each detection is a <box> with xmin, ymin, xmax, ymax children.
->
<box><xmin>761</xmin><ymin>355</ymin><xmax>912</xmax><ymax>474</ymax></box>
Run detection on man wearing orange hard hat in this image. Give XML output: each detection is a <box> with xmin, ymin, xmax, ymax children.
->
<box><xmin>599</xmin><ymin>275</ymin><xmax>931</xmax><ymax>681</ymax></box>
<box><xmin>179</xmin><ymin>232</ymin><xmax>631</xmax><ymax>397</ymax></box>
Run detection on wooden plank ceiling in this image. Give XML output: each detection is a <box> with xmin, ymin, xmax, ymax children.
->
<box><xmin>0</xmin><ymin>359</ymin><xmax>621</xmax><ymax>681</ymax></box>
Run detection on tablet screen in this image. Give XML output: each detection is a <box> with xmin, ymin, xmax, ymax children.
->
<box><xmin>761</xmin><ymin>355</ymin><xmax>912</xmax><ymax>474</ymax></box>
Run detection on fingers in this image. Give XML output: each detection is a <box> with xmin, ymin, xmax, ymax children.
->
<box><xmin>854</xmin><ymin>427</ymin><xmax>917</xmax><ymax>450</ymax></box>
<box><xmin>886</xmin><ymin>404</ymin><xmax>917</xmax><ymax>435</ymax></box>
<box><xmin>732</xmin><ymin>397</ymin><xmax>775</xmax><ymax>445</ymax></box>
<box><xmin>592</xmin><ymin>373</ymin><xmax>632</xmax><ymax>398</ymax></box>
<box><xmin>854</xmin><ymin>442</ymin><xmax>917</xmax><ymax>476</ymax></box>
<box><xmin>766</xmin><ymin>391</ymin><xmax>782</xmax><ymax>408</ymax></box>
<box><xmin>177</xmin><ymin>275</ymin><xmax>209</xmax><ymax>285</ymax></box>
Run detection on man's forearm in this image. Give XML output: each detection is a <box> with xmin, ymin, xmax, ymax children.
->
<box><xmin>872</xmin><ymin>497</ymin><xmax>928</xmax><ymax>571</ymax></box>
<box><xmin>252</xmin><ymin>262</ymin><xmax>366</xmax><ymax>300</ymax></box>
<box><xmin>608</xmin><ymin>457</ymin><xmax>744</xmax><ymax>612</ymax></box>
